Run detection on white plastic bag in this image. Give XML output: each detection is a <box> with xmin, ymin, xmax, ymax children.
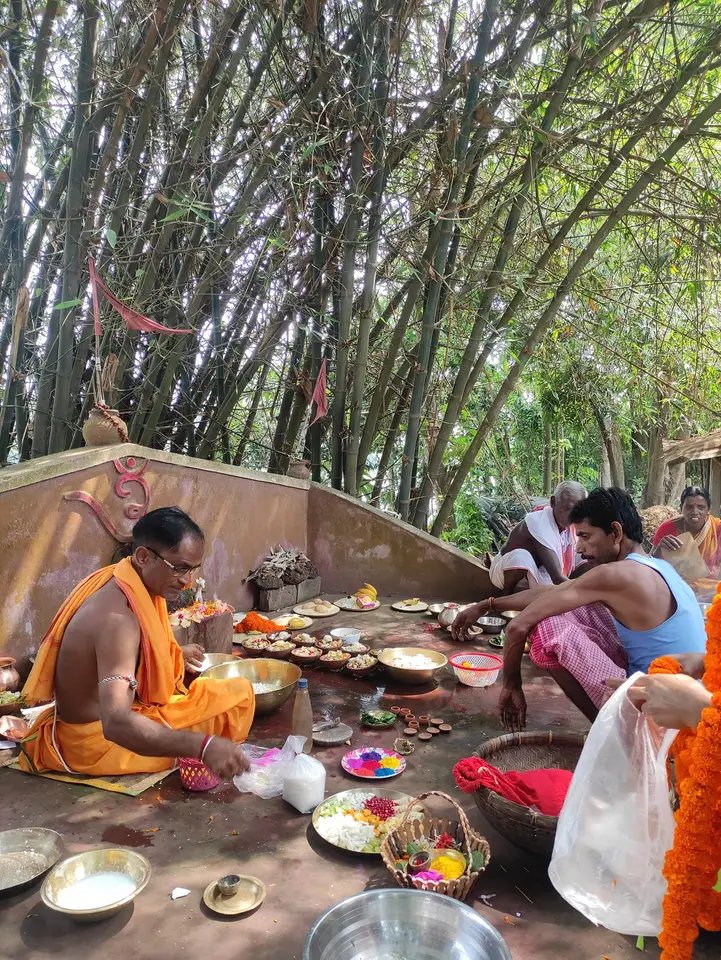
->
<box><xmin>282</xmin><ymin>753</ymin><xmax>326</xmax><ymax>813</ymax></box>
<box><xmin>548</xmin><ymin>672</ymin><xmax>677</xmax><ymax>936</ymax></box>
<box><xmin>233</xmin><ymin>735</ymin><xmax>306</xmax><ymax>799</ymax></box>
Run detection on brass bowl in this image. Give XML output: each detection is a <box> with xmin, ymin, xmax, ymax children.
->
<box><xmin>188</xmin><ymin>652</ymin><xmax>237</xmax><ymax>675</ymax></box>
<box><xmin>377</xmin><ymin>647</ymin><xmax>448</xmax><ymax>685</ymax></box>
<box><xmin>201</xmin><ymin>658</ymin><xmax>301</xmax><ymax>715</ymax></box>
<box><xmin>0</xmin><ymin>827</ymin><xmax>64</xmax><ymax>896</ymax></box>
<box><xmin>41</xmin><ymin>848</ymin><xmax>151</xmax><ymax>923</ymax></box>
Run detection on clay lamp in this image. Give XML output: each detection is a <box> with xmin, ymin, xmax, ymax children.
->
<box><xmin>418</xmin><ymin>714</ymin><xmax>430</xmax><ymax>725</ymax></box>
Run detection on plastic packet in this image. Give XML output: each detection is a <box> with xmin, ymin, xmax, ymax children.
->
<box><xmin>233</xmin><ymin>735</ymin><xmax>306</xmax><ymax>799</ymax></box>
<box><xmin>282</xmin><ymin>752</ymin><xmax>326</xmax><ymax>813</ymax></box>
<box><xmin>548</xmin><ymin>673</ymin><xmax>677</xmax><ymax>935</ymax></box>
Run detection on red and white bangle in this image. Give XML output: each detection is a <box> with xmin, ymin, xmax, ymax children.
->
<box><xmin>199</xmin><ymin>734</ymin><xmax>214</xmax><ymax>762</ymax></box>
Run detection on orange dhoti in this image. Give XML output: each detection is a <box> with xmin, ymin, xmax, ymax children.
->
<box><xmin>19</xmin><ymin>558</ymin><xmax>255</xmax><ymax>776</ymax></box>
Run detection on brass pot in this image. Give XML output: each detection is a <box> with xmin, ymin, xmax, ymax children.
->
<box><xmin>0</xmin><ymin>657</ymin><xmax>20</xmax><ymax>693</ymax></box>
<box><xmin>82</xmin><ymin>405</ymin><xmax>129</xmax><ymax>447</ymax></box>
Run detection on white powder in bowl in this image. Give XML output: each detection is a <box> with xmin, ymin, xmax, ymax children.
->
<box><xmin>387</xmin><ymin>653</ymin><xmax>438</xmax><ymax>670</ymax></box>
<box><xmin>252</xmin><ymin>681</ymin><xmax>283</xmax><ymax>694</ymax></box>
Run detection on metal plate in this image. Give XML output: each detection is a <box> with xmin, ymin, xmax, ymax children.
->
<box><xmin>312</xmin><ymin>789</ymin><xmax>424</xmax><ymax>856</ymax></box>
<box><xmin>335</xmin><ymin>597</ymin><xmax>381</xmax><ymax>612</ymax></box>
<box><xmin>342</xmin><ymin>747</ymin><xmax>406</xmax><ymax>779</ymax></box>
<box><xmin>272</xmin><ymin>614</ymin><xmax>314</xmax><ymax>629</ymax></box>
<box><xmin>203</xmin><ymin>875</ymin><xmax>266</xmax><ymax>916</ymax></box>
<box><xmin>391</xmin><ymin>601</ymin><xmax>429</xmax><ymax>612</ymax></box>
<box><xmin>0</xmin><ymin>828</ymin><xmax>64</xmax><ymax>896</ymax></box>
<box><xmin>293</xmin><ymin>603</ymin><xmax>340</xmax><ymax>617</ymax></box>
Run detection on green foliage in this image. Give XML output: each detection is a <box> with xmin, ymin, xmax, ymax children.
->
<box><xmin>442</xmin><ymin>493</ymin><xmax>496</xmax><ymax>557</ymax></box>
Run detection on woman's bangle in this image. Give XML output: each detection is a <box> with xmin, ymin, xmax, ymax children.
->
<box><xmin>199</xmin><ymin>734</ymin><xmax>214</xmax><ymax>762</ymax></box>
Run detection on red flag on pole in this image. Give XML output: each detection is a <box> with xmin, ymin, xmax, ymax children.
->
<box><xmin>88</xmin><ymin>259</ymin><xmax>193</xmax><ymax>335</ymax></box>
<box><xmin>309</xmin><ymin>357</ymin><xmax>328</xmax><ymax>426</ymax></box>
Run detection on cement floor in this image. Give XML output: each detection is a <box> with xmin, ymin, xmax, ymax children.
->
<box><xmin>1</xmin><ymin>598</ymin><xmax>717</xmax><ymax>959</ymax></box>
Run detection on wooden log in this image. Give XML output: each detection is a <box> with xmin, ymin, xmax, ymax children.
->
<box><xmin>173</xmin><ymin>611</ymin><xmax>233</xmax><ymax>653</ymax></box>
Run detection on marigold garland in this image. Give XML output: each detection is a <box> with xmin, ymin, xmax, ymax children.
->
<box><xmin>652</xmin><ymin>587</ymin><xmax>721</xmax><ymax>960</ymax></box>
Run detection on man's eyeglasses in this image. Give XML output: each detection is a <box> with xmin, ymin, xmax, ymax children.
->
<box><xmin>146</xmin><ymin>546</ymin><xmax>201</xmax><ymax>577</ymax></box>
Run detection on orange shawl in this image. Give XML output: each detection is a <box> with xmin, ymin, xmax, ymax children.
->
<box><xmin>23</xmin><ymin>557</ymin><xmax>186</xmax><ymax>707</ymax></box>
<box><xmin>19</xmin><ymin>558</ymin><xmax>254</xmax><ymax>776</ymax></box>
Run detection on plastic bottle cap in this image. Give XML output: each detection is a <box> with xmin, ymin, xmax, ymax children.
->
<box><xmin>298</xmin><ymin>678</ymin><xmax>308</xmax><ymax>689</ymax></box>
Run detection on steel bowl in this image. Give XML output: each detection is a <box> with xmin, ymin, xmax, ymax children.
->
<box><xmin>41</xmin><ymin>848</ymin><xmax>151</xmax><ymax>923</ymax></box>
<box><xmin>377</xmin><ymin>647</ymin><xmax>448</xmax><ymax>685</ymax></box>
<box><xmin>303</xmin><ymin>889</ymin><xmax>512</xmax><ymax>960</ymax></box>
<box><xmin>498</xmin><ymin>610</ymin><xmax>518</xmax><ymax>621</ymax></box>
<box><xmin>0</xmin><ymin>827</ymin><xmax>64</xmax><ymax>896</ymax></box>
<box><xmin>476</xmin><ymin>616</ymin><xmax>506</xmax><ymax>635</ymax></box>
<box><xmin>201</xmin><ymin>657</ymin><xmax>301</xmax><ymax>715</ymax></box>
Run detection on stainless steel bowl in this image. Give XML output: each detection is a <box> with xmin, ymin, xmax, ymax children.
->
<box><xmin>201</xmin><ymin>657</ymin><xmax>301</xmax><ymax>714</ymax></box>
<box><xmin>476</xmin><ymin>616</ymin><xmax>506</xmax><ymax>635</ymax></box>
<box><xmin>0</xmin><ymin>827</ymin><xmax>64</xmax><ymax>896</ymax></box>
<box><xmin>377</xmin><ymin>647</ymin><xmax>448</xmax><ymax>685</ymax></box>
<box><xmin>41</xmin><ymin>848</ymin><xmax>151</xmax><ymax>923</ymax></box>
<box><xmin>303</xmin><ymin>889</ymin><xmax>512</xmax><ymax>960</ymax></box>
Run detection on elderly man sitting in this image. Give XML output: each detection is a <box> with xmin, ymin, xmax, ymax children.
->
<box><xmin>489</xmin><ymin>480</ymin><xmax>587</xmax><ymax>590</ymax></box>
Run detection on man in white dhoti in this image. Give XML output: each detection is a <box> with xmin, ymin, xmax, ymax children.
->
<box><xmin>490</xmin><ymin>481</ymin><xmax>587</xmax><ymax>590</ymax></box>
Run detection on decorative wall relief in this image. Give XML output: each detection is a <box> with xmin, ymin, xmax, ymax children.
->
<box><xmin>63</xmin><ymin>457</ymin><xmax>151</xmax><ymax>542</ymax></box>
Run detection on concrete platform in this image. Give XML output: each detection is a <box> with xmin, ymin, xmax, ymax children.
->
<box><xmin>1</xmin><ymin>599</ymin><xmax>718</xmax><ymax>959</ymax></box>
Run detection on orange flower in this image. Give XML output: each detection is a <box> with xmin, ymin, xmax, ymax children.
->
<box><xmin>238</xmin><ymin>611</ymin><xmax>285</xmax><ymax>634</ymax></box>
<box><xmin>654</xmin><ymin>586</ymin><xmax>721</xmax><ymax>959</ymax></box>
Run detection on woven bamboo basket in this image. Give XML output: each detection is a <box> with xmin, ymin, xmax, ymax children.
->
<box><xmin>380</xmin><ymin>790</ymin><xmax>490</xmax><ymax>901</ymax></box>
<box><xmin>472</xmin><ymin>731</ymin><xmax>586</xmax><ymax>858</ymax></box>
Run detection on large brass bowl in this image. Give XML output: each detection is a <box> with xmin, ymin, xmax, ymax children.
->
<box><xmin>376</xmin><ymin>646</ymin><xmax>448</xmax><ymax>685</ymax></box>
<box><xmin>186</xmin><ymin>652</ymin><xmax>237</xmax><ymax>674</ymax></box>
<box><xmin>0</xmin><ymin>827</ymin><xmax>64</xmax><ymax>896</ymax></box>
<box><xmin>41</xmin><ymin>848</ymin><xmax>151</xmax><ymax>922</ymax></box>
<box><xmin>201</xmin><ymin>657</ymin><xmax>301</xmax><ymax>714</ymax></box>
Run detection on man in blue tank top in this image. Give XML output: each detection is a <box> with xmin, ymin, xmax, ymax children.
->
<box><xmin>455</xmin><ymin>488</ymin><xmax>706</xmax><ymax>730</ymax></box>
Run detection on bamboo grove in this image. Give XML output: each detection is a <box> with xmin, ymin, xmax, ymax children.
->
<box><xmin>2</xmin><ymin>0</ymin><xmax>721</xmax><ymax>537</ymax></box>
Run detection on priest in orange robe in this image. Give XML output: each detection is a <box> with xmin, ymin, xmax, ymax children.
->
<box><xmin>19</xmin><ymin>507</ymin><xmax>254</xmax><ymax>777</ymax></box>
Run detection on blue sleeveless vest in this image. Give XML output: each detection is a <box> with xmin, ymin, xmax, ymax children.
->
<box><xmin>613</xmin><ymin>554</ymin><xmax>706</xmax><ymax>673</ymax></box>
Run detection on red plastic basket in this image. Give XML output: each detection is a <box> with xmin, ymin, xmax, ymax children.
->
<box><xmin>178</xmin><ymin>756</ymin><xmax>221</xmax><ymax>791</ymax></box>
<box><xmin>448</xmin><ymin>652</ymin><xmax>503</xmax><ymax>688</ymax></box>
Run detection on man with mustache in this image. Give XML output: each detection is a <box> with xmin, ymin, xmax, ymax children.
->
<box><xmin>453</xmin><ymin>488</ymin><xmax>706</xmax><ymax>730</ymax></box>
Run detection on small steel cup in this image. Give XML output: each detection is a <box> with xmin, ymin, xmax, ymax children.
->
<box><xmin>217</xmin><ymin>874</ymin><xmax>242</xmax><ymax>898</ymax></box>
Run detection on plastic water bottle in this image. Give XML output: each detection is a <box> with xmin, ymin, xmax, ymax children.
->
<box><xmin>291</xmin><ymin>678</ymin><xmax>313</xmax><ymax>754</ymax></box>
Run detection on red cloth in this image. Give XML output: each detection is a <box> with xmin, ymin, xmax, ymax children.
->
<box><xmin>309</xmin><ymin>357</ymin><xmax>328</xmax><ymax>425</ymax></box>
<box><xmin>89</xmin><ymin>259</ymin><xmax>193</xmax><ymax>336</ymax></box>
<box><xmin>652</xmin><ymin>518</ymin><xmax>678</xmax><ymax>546</ymax></box>
<box><xmin>453</xmin><ymin>756</ymin><xmax>572</xmax><ymax>816</ymax></box>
